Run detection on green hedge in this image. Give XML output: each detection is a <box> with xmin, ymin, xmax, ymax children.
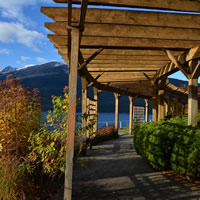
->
<box><xmin>134</xmin><ymin>113</ymin><xmax>200</xmax><ymax>180</ymax></box>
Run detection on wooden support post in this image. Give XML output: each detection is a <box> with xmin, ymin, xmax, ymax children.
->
<box><xmin>152</xmin><ymin>96</ymin><xmax>158</xmax><ymax>122</ymax></box>
<box><xmin>158</xmin><ymin>90</ymin><xmax>165</xmax><ymax>121</ymax></box>
<box><xmin>86</xmin><ymin>98</ymin><xmax>90</xmax><ymax>137</ymax></box>
<box><xmin>133</xmin><ymin>105</ymin><xmax>135</xmax><ymax>127</ymax></box>
<box><xmin>81</xmin><ymin>76</ymin><xmax>87</xmax><ymax>135</ymax></box>
<box><xmin>164</xmin><ymin>100</ymin><xmax>169</xmax><ymax>116</ymax></box>
<box><xmin>188</xmin><ymin>78</ymin><xmax>198</xmax><ymax>126</ymax></box>
<box><xmin>114</xmin><ymin>93</ymin><xmax>120</xmax><ymax>131</ymax></box>
<box><xmin>93</xmin><ymin>87</ymin><xmax>98</xmax><ymax>133</ymax></box>
<box><xmin>144</xmin><ymin>98</ymin><xmax>149</xmax><ymax>122</ymax></box>
<box><xmin>175</xmin><ymin>97</ymin><xmax>179</xmax><ymax>116</ymax></box>
<box><xmin>64</xmin><ymin>28</ymin><xmax>79</xmax><ymax>200</ymax></box>
<box><xmin>129</xmin><ymin>96</ymin><xmax>133</xmax><ymax>135</ymax></box>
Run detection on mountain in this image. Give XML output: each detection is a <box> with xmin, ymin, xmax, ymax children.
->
<box><xmin>0</xmin><ymin>62</ymin><xmax>195</xmax><ymax>113</ymax></box>
<box><xmin>0</xmin><ymin>66</ymin><xmax>16</xmax><ymax>74</ymax></box>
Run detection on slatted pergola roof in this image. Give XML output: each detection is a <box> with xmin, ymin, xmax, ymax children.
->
<box><xmin>41</xmin><ymin>0</ymin><xmax>200</xmax><ymax>99</ymax></box>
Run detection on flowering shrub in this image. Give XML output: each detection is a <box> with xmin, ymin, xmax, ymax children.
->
<box><xmin>92</xmin><ymin>125</ymin><xmax>118</xmax><ymax>145</ymax></box>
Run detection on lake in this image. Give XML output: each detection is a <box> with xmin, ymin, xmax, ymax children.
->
<box><xmin>43</xmin><ymin>112</ymin><xmax>152</xmax><ymax>128</ymax></box>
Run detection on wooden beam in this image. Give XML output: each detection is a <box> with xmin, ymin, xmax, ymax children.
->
<box><xmin>186</xmin><ymin>46</ymin><xmax>200</xmax><ymax>61</ymax></box>
<box><xmin>87</xmin><ymin>55</ymin><xmax>170</xmax><ymax>61</ymax></box>
<box><xmin>60</xmin><ymin>48</ymin><xmax>183</xmax><ymax>56</ymax></box>
<box><xmin>154</xmin><ymin>50</ymin><xmax>191</xmax><ymax>81</ymax></box>
<box><xmin>86</xmin><ymin>62</ymin><xmax>167</xmax><ymax>67</ymax></box>
<box><xmin>166</xmin><ymin>50</ymin><xmax>190</xmax><ymax>79</ymax></box>
<box><xmin>87</xmin><ymin>68</ymin><xmax>158</xmax><ymax>72</ymax></box>
<box><xmin>64</xmin><ymin>28</ymin><xmax>79</xmax><ymax>200</ymax></box>
<box><xmin>53</xmin><ymin>0</ymin><xmax>200</xmax><ymax>12</ymax></box>
<box><xmin>48</xmin><ymin>35</ymin><xmax>199</xmax><ymax>50</ymax></box>
<box><xmin>79</xmin><ymin>66</ymin><xmax>149</xmax><ymax>98</ymax></box>
<box><xmin>45</xmin><ymin>22</ymin><xmax>200</xmax><ymax>41</ymax></box>
<box><xmin>79</xmin><ymin>48</ymin><xmax>103</xmax><ymax>70</ymax></box>
<box><xmin>41</xmin><ymin>7</ymin><xmax>200</xmax><ymax>29</ymax></box>
<box><xmin>192</xmin><ymin>63</ymin><xmax>200</xmax><ymax>79</ymax></box>
<box><xmin>79</xmin><ymin>0</ymin><xmax>88</xmax><ymax>32</ymax></box>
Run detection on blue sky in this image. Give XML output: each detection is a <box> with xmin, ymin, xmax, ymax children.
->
<box><xmin>0</xmin><ymin>0</ymin><xmax>64</xmax><ymax>68</ymax></box>
<box><xmin>0</xmin><ymin>1</ymin><xmax>198</xmax><ymax>82</ymax></box>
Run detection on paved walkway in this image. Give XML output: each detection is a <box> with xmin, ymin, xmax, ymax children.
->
<box><xmin>57</xmin><ymin>134</ymin><xmax>200</xmax><ymax>200</ymax></box>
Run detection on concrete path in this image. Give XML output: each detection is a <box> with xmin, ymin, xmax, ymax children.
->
<box><xmin>57</xmin><ymin>134</ymin><xmax>200</xmax><ymax>200</ymax></box>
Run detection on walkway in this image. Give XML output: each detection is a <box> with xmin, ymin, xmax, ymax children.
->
<box><xmin>57</xmin><ymin>133</ymin><xmax>200</xmax><ymax>200</ymax></box>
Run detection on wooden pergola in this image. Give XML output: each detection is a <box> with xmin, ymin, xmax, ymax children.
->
<box><xmin>41</xmin><ymin>1</ymin><xmax>200</xmax><ymax>199</ymax></box>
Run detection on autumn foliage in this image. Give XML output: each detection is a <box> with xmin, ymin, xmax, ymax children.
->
<box><xmin>0</xmin><ymin>75</ymin><xmax>41</xmax><ymax>200</ymax></box>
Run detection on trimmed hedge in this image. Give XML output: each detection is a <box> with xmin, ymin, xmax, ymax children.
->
<box><xmin>134</xmin><ymin>113</ymin><xmax>200</xmax><ymax>180</ymax></box>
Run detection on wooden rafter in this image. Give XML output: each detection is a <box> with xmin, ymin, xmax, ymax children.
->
<box><xmin>53</xmin><ymin>0</ymin><xmax>200</xmax><ymax>12</ymax></box>
<box><xmin>48</xmin><ymin>35</ymin><xmax>200</xmax><ymax>50</ymax></box>
<box><xmin>41</xmin><ymin>7</ymin><xmax>200</xmax><ymax>29</ymax></box>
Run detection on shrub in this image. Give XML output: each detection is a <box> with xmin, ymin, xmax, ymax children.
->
<box><xmin>0</xmin><ymin>75</ymin><xmax>41</xmax><ymax>200</ymax></box>
<box><xmin>92</xmin><ymin>125</ymin><xmax>118</xmax><ymax>145</ymax></box>
<box><xmin>134</xmin><ymin>113</ymin><xmax>200</xmax><ymax>180</ymax></box>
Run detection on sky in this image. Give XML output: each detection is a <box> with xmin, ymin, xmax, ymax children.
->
<box><xmin>0</xmin><ymin>0</ymin><xmax>198</xmax><ymax>82</ymax></box>
<box><xmin>0</xmin><ymin>0</ymin><xmax>64</xmax><ymax>68</ymax></box>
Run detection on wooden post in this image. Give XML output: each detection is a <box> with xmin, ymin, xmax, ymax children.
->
<box><xmin>64</xmin><ymin>28</ymin><xmax>79</xmax><ymax>200</ymax></box>
<box><xmin>164</xmin><ymin>100</ymin><xmax>169</xmax><ymax>116</ymax></box>
<box><xmin>129</xmin><ymin>96</ymin><xmax>133</xmax><ymax>135</ymax></box>
<box><xmin>86</xmin><ymin>98</ymin><xmax>90</xmax><ymax>137</ymax></box>
<box><xmin>81</xmin><ymin>76</ymin><xmax>87</xmax><ymax>135</ymax></box>
<box><xmin>114</xmin><ymin>93</ymin><xmax>119</xmax><ymax>130</ymax></box>
<box><xmin>144</xmin><ymin>98</ymin><xmax>149</xmax><ymax>122</ymax></box>
<box><xmin>133</xmin><ymin>105</ymin><xmax>135</xmax><ymax>127</ymax></box>
<box><xmin>158</xmin><ymin>89</ymin><xmax>165</xmax><ymax>121</ymax></box>
<box><xmin>93</xmin><ymin>87</ymin><xmax>98</xmax><ymax>133</ymax></box>
<box><xmin>152</xmin><ymin>96</ymin><xmax>158</xmax><ymax>122</ymax></box>
<box><xmin>175</xmin><ymin>97</ymin><xmax>179</xmax><ymax>116</ymax></box>
<box><xmin>188</xmin><ymin>78</ymin><xmax>198</xmax><ymax>126</ymax></box>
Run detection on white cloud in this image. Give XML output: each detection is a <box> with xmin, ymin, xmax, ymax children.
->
<box><xmin>16</xmin><ymin>60</ymin><xmax>21</xmax><ymax>64</ymax></box>
<box><xmin>21</xmin><ymin>56</ymin><xmax>31</xmax><ymax>61</ymax></box>
<box><xmin>0</xmin><ymin>0</ymin><xmax>53</xmax><ymax>25</ymax></box>
<box><xmin>0</xmin><ymin>22</ymin><xmax>44</xmax><ymax>51</ymax></box>
<box><xmin>0</xmin><ymin>48</ymin><xmax>10</xmax><ymax>55</ymax></box>
<box><xmin>36</xmin><ymin>57</ymin><xmax>48</xmax><ymax>63</ymax></box>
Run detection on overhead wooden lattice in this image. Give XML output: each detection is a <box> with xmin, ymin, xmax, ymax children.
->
<box><xmin>41</xmin><ymin>0</ymin><xmax>200</xmax><ymax>99</ymax></box>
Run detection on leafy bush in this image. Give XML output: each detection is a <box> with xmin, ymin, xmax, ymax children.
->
<box><xmin>92</xmin><ymin>125</ymin><xmax>118</xmax><ymax>145</ymax></box>
<box><xmin>28</xmin><ymin>89</ymin><xmax>69</xmax><ymax>176</ymax></box>
<box><xmin>0</xmin><ymin>75</ymin><xmax>41</xmax><ymax>200</ymax></box>
<box><xmin>134</xmin><ymin>113</ymin><xmax>200</xmax><ymax>180</ymax></box>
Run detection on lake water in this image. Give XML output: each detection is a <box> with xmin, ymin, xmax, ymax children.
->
<box><xmin>43</xmin><ymin>112</ymin><xmax>152</xmax><ymax>128</ymax></box>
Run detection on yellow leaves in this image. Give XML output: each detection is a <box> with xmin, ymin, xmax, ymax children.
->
<box><xmin>0</xmin><ymin>143</ymin><xmax>2</xmax><ymax>152</ymax></box>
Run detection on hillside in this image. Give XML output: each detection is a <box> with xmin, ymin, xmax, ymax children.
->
<box><xmin>0</xmin><ymin>62</ymin><xmax>194</xmax><ymax>113</ymax></box>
